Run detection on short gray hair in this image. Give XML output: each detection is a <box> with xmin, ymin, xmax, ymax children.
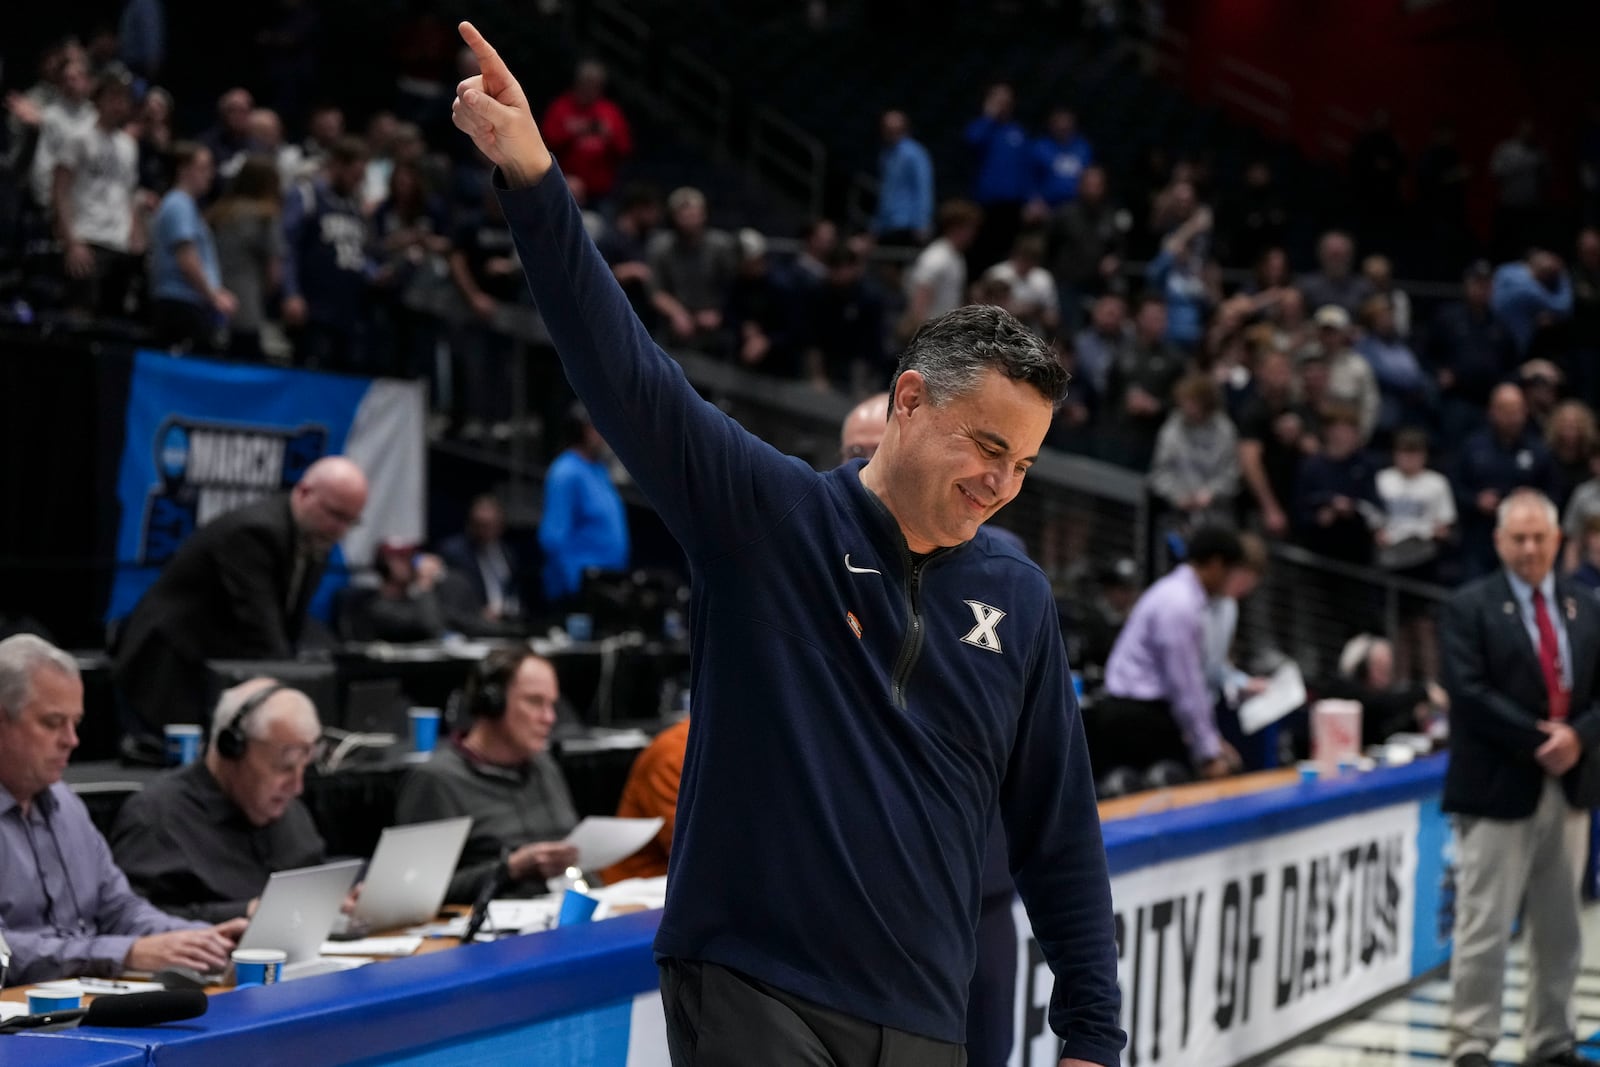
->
<box><xmin>890</xmin><ymin>303</ymin><xmax>1068</xmax><ymax>410</ymax></box>
<box><xmin>0</xmin><ymin>635</ymin><xmax>80</xmax><ymax>722</ymax></box>
<box><xmin>1496</xmin><ymin>489</ymin><xmax>1559</xmax><ymax>532</ymax></box>
<box><xmin>209</xmin><ymin>678</ymin><xmax>319</xmax><ymax>747</ymax></box>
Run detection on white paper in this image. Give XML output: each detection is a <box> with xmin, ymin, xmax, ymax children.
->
<box><xmin>563</xmin><ymin>816</ymin><xmax>664</xmax><ymax>871</ymax></box>
<box><xmin>590</xmin><ymin>875</ymin><xmax>668</xmax><ymax>911</ymax></box>
<box><xmin>319</xmin><ymin>936</ymin><xmax>422</xmax><ymax>957</ymax></box>
<box><xmin>0</xmin><ymin>1003</ymin><xmax>27</xmax><ymax>1021</ymax></box>
<box><xmin>1238</xmin><ymin>662</ymin><xmax>1307</xmax><ymax>735</ymax></box>
<box><xmin>486</xmin><ymin>898</ymin><xmax>560</xmax><ymax>935</ymax></box>
<box><xmin>76</xmin><ymin>978</ymin><xmax>165</xmax><ymax>995</ymax></box>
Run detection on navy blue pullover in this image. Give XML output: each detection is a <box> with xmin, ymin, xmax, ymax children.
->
<box><xmin>499</xmin><ymin>165</ymin><xmax>1124</xmax><ymax>1065</ymax></box>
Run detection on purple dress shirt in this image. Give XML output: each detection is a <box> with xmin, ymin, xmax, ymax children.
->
<box><xmin>0</xmin><ymin>781</ymin><xmax>205</xmax><ymax>984</ymax></box>
<box><xmin>1102</xmin><ymin>565</ymin><xmax>1221</xmax><ymax>762</ymax></box>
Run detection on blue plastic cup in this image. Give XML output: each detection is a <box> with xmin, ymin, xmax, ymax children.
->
<box><xmin>565</xmin><ymin>613</ymin><xmax>593</xmax><ymax>642</ymax></box>
<box><xmin>164</xmin><ymin>723</ymin><xmax>203</xmax><ymax>766</ymax></box>
<box><xmin>232</xmin><ymin>948</ymin><xmax>285</xmax><ymax>987</ymax></box>
<box><xmin>557</xmin><ymin>888</ymin><xmax>600</xmax><ymax>927</ymax></box>
<box><xmin>408</xmin><ymin>708</ymin><xmax>441</xmax><ymax>754</ymax></box>
<box><xmin>26</xmin><ymin>982</ymin><xmax>83</xmax><ymax>1013</ymax></box>
<box><xmin>1296</xmin><ymin>761</ymin><xmax>1319</xmax><ymax>785</ymax></box>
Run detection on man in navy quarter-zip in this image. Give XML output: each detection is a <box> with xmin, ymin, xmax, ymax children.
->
<box><xmin>450</xmin><ymin>23</ymin><xmax>1123</xmax><ymax>1067</ymax></box>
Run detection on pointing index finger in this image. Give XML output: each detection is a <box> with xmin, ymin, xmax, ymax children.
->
<box><xmin>458</xmin><ymin>21</ymin><xmax>507</xmax><ymax>78</ymax></box>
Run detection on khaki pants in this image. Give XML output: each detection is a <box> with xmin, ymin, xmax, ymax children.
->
<box><xmin>1449</xmin><ymin>777</ymin><xmax>1589</xmax><ymax>1062</ymax></box>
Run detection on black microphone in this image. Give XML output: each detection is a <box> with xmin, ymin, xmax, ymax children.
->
<box><xmin>84</xmin><ymin>989</ymin><xmax>208</xmax><ymax>1027</ymax></box>
<box><xmin>462</xmin><ymin>855</ymin><xmax>514</xmax><ymax>943</ymax></box>
<box><xmin>0</xmin><ymin>990</ymin><xmax>208</xmax><ymax>1033</ymax></box>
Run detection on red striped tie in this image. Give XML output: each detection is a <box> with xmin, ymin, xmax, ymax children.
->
<box><xmin>1532</xmin><ymin>588</ymin><xmax>1569</xmax><ymax>722</ymax></box>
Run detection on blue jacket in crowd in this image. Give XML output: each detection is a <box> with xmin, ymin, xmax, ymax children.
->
<box><xmin>1491</xmin><ymin>261</ymin><xmax>1573</xmax><ymax>355</ymax></box>
<box><xmin>538</xmin><ymin>448</ymin><xmax>630</xmax><ymax>602</ymax></box>
<box><xmin>873</xmin><ymin>136</ymin><xmax>934</xmax><ymax>236</ymax></box>
<box><xmin>1031</xmin><ymin>133</ymin><xmax>1094</xmax><ymax>206</ymax></box>
<box><xmin>964</xmin><ymin>116</ymin><xmax>1032</xmax><ymax>204</ymax></box>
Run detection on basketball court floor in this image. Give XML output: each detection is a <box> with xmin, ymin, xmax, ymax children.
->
<box><xmin>1272</xmin><ymin>906</ymin><xmax>1600</xmax><ymax>1065</ymax></box>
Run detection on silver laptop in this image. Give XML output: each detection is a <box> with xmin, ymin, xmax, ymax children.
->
<box><xmin>345</xmin><ymin>817</ymin><xmax>472</xmax><ymax>933</ymax></box>
<box><xmin>237</xmin><ymin>859</ymin><xmax>364</xmax><ymax>965</ymax></box>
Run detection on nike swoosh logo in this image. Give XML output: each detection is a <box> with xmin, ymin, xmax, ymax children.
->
<box><xmin>844</xmin><ymin>554</ymin><xmax>882</xmax><ymax>575</ymax></box>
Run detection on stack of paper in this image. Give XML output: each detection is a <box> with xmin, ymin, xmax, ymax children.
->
<box><xmin>319</xmin><ymin>936</ymin><xmax>423</xmax><ymax>957</ymax></box>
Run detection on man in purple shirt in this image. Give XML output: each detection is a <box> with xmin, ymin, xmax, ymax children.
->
<box><xmin>1088</xmin><ymin>526</ymin><xmax>1246</xmax><ymax>780</ymax></box>
<box><xmin>0</xmin><ymin>634</ymin><xmax>245</xmax><ymax>984</ymax></box>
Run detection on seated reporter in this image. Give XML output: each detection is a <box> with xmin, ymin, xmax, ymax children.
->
<box><xmin>110</xmin><ymin>678</ymin><xmax>327</xmax><ymax>922</ymax></box>
<box><xmin>340</xmin><ymin>538</ymin><xmax>449</xmax><ymax>643</ymax></box>
<box><xmin>395</xmin><ymin>647</ymin><xmax>579</xmax><ymax>903</ymax></box>
<box><xmin>0</xmin><ymin>635</ymin><xmax>244</xmax><ymax>984</ymax></box>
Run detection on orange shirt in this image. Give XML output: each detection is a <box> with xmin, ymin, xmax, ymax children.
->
<box><xmin>600</xmin><ymin>718</ymin><xmax>690</xmax><ymax>884</ymax></box>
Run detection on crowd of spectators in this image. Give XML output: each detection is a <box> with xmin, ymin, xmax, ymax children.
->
<box><xmin>6</xmin><ymin>20</ymin><xmax>1600</xmax><ymax>685</ymax></box>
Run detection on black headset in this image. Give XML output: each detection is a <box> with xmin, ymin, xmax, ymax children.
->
<box><xmin>215</xmin><ymin>682</ymin><xmax>288</xmax><ymax>760</ymax></box>
<box><xmin>466</xmin><ymin>648</ymin><xmax>532</xmax><ymax>721</ymax></box>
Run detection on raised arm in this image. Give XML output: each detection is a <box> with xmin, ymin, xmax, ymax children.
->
<box><xmin>452</xmin><ymin>23</ymin><xmax>816</xmax><ymax>561</ymax></box>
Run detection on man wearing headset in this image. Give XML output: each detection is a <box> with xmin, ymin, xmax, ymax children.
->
<box><xmin>0</xmin><ymin>635</ymin><xmax>246</xmax><ymax>984</ymax></box>
<box><xmin>394</xmin><ymin>647</ymin><xmax>580</xmax><ymax>903</ymax></box>
<box><xmin>110</xmin><ymin>678</ymin><xmax>328</xmax><ymax>922</ymax></box>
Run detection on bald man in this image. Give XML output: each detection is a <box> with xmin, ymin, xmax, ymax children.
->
<box><xmin>113</xmin><ymin>456</ymin><xmax>369</xmax><ymax>742</ymax></box>
<box><xmin>110</xmin><ymin>679</ymin><xmax>327</xmax><ymax>922</ymax></box>
<box><xmin>839</xmin><ymin>392</ymin><xmax>890</xmax><ymax>462</ymax></box>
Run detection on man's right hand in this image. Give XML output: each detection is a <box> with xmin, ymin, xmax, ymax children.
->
<box><xmin>508</xmin><ymin>840</ymin><xmax>581</xmax><ymax>881</ymax></box>
<box><xmin>453</xmin><ymin>22</ymin><xmax>553</xmax><ymax>188</ymax></box>
<box><xmin>1198</xmin><ymin>741</ymin><xmax>1243</xmax><ymax>780</ymax></box>
<box><xmin>124</xmin><ymin>927</ymin><xmax>237</xmax><ymax>975</ymax></box>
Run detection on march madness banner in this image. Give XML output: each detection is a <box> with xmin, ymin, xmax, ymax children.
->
<box><xmin>107</xmin><ymin>350</ymin><xmax>425</xmax><ymax>621</ymax></box>
<box><xmin>1011</xmin><ymin>799</ymin><xmax>1453</xmax><ymax>1067</ymax></box>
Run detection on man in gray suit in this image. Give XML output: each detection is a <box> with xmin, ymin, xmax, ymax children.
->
<box><xmin>1441</xmin><ymin>490</ymin><xmax>1600</xmax><ymax>1067</ymax></box>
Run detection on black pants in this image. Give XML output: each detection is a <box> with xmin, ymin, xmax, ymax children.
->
<box><xmin>966</xmin><ymin>895</ymin><xmax>1018</xmax><ymax>1067</ymax></box>
<box><xmin>660</xmin><ymin>959</ymin><xmax>966</xmax><ymax>1067</ymax></box>
<box><xmin>1082</xmin><ymin>693</ymin><xmax>1190</xmax><ymax>778</ymax></box>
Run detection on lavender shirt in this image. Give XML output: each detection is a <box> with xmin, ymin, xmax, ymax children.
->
<box><xmin>0</xmin><ymin>781</ymin><xmax>204</xmax><ymax>984</ymax></box>
<box><xmin>1102</xmin><ymin>564</ymin><xmax>1221</xmax><ymax>762</ymax></box>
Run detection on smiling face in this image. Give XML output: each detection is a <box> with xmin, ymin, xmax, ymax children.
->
<box><xmin>885</xmin><ymin>368</ymin><xmax>1052</xmax><ymax>552</ymax></box>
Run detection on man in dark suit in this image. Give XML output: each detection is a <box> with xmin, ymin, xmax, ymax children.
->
<box><xmin>436</xmin><ymin>494</ymin><xmax>529</xmax><ymax>635</ymax></box>
<box><xmin>1440</xmin><ymin>489</ymin><xmax>1600</xmax><ymax>1067</ymax></box>
<box><xmin>112</xmin><ymin>456</ymin><xmax>368</xmax><ymax>743</ymax></box>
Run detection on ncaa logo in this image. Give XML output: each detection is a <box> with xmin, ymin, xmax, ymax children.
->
<box><xmin>159</xmin><ymin>423</ymin><xmax>190</xmax><ymax>481</ymax></box>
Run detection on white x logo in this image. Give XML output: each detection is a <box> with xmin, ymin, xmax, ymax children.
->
<box><xmin>960</xmin><ymin>600</ymin><xmax>1006</xmax><ymax>654</ymax></box>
